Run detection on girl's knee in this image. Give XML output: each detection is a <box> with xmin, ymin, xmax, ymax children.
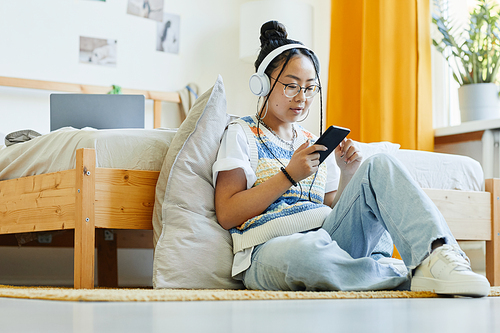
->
<box><xmin>365</xmin><ymin>153</ymin><xmax>398</xmax><ymax>167</ymax></box>
<box><xmin>361</xmin><ymin>153</ymin><xmax>405</xmax><ymax>177</ymax></box>
<box><xmin>284</xmin><ymin>230</ymin><xmax>335</xmax><ymax>271</ymax></box>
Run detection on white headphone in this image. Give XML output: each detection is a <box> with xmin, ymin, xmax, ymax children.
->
<box><xmin>249</xmin><ymin>44</ymin><xmax>313</xmax><ymax>97</ymax></box>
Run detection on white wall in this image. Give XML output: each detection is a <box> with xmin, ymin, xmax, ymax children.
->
<box><xmin>0</xmin><ymin>0</ymin><xmax>331</xmax><ymax>286</ymax></box>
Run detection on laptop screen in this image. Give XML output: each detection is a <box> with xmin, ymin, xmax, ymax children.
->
<box><xmin>50</xmin><ymin>94</ymin><xmax>145</xmax><ymax>131</ymax></box>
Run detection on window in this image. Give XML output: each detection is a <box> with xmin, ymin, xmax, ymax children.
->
<box><xmin>431</xmin><ymin>0</ymin><xmax>500</xmax><ymax>128</ymax></box>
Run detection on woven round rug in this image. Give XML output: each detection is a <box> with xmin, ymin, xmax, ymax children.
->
<box><xmin>0</xmin><ymin>285</ymin><xmax>499</xmax><ymax>302</ymax></box>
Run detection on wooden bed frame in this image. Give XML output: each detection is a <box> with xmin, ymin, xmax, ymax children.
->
<box><xmin>423</xmin><ymin>183</ymin><xmax>499</xmax><ymax>287</ymax></box>
<box><xmin>0</xmin><ymin>149</ymin><xmax>158</xmax><ymax>288</ymax></box>
<box><xmin>1</xmin><ymin>77</ymin><xmax>499</xmax><ymax>288</ymax></box>
<box><xmin>0</xmin><ymin>76</ymin><xmax>180</xmax><ymax>288</ymax></box>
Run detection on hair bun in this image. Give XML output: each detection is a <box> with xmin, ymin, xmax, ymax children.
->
<box><xmin>259</xmin><ymin>20</ymin><xmax>288</xmax><ymax>46</ymax></box>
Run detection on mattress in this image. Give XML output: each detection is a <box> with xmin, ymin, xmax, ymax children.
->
<box><xmin>353</xmin><ymin>142</ymin><xmax>484</xmax><ymax>192</ymax></box>
<box><xmin>0</xmin><ymin>127</ymin><xmax>177</xmax><ymax>181</ymax></box>
<box><xmin>394</xmin><ymin>149</ymin><xmax>484</xmax><ymax>191</ymax></box>
<box><xmin>0</xmin><ymin>131</ymin><xmax>484</xmax><ymax>193</ymax></box>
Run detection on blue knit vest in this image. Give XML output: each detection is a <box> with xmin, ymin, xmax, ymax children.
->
<box><xmin>230</xmin><ymin>116</ymin><xmax>332</xmax><ymax>253</ymax></box>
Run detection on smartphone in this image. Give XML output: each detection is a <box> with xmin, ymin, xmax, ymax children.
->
<box><xmin>314</xmin><ymin>125</ymin><xmax>351</xmax><ymax>164</ymax></box>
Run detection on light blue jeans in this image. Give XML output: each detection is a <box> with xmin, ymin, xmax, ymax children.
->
<box><xmin>242</xmin><ymin>153</ymin><xmax>458</xmax><ymax>291</ymax></box>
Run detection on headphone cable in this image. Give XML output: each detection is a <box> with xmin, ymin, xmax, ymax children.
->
<box><xmin>255</xmin><ymin>49</ymin><xmax>327</xmax><ymax>204</ymax></box>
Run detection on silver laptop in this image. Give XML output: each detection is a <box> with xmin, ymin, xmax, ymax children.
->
<box><xmin>50</xmin><ymin>94</ymin><xmax>145</xmax><ymax>131</ymax></box>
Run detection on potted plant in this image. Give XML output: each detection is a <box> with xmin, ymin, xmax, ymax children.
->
<box><xmin>108</xmin><ymin>85</ymin><xmax>122</xmax><ymax>94</ymax></box>
<box><xmin>432</xmin><ymin>0</ymin><xmax>500</xmax><ymax>122</ymax></box>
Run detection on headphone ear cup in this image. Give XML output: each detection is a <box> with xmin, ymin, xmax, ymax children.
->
<box><xmin>249</xmin><ymin>73</ymin><xmax>270</xmax><ymax>96</ymax></box>
<box><xmin>250</xmin><ymin>44</ymin><xmax>312</xmax><ymax>97</ymax></box>
<box><xmin>260</xmin><ymin>74</ymin><xmax>270</xmax><ymax>96</ymax></box>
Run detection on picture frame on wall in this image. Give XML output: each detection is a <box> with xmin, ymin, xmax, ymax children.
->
<box><xmin>156</xmin><ymin>13</ymin><xmax>180</xmax><ymax>54</ymax></box>
<box><xmin>127</xmin><ymin>0</ymin><xmax>164</xmax><ymax>22</ymax></box>
<box><xmin>79</xmin><ymin>36</ymin><xmax>117</xmax><ymax>67</ymax></box>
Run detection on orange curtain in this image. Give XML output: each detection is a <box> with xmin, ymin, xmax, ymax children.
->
<box><xmin>327</xmin><ymin>0</ymin><xmax>433</xmax><ymax>151</ymax></box>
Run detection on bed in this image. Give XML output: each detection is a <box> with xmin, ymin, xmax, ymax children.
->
<box><xmin>0</xmin><ymin>76</ymin><xmax>181</xmax><ymax>288</ymax></box>
<box><xmin>0</xmin><ymin>127</ymin><xmax>178</xmax><ymax>288</ymax></box>
<box><xmin>0</xmin><ymin>76</ymin><xmax>499</xmax><ymax>289</ymax></box>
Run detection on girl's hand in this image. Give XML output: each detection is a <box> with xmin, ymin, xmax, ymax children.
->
<box><xmin>334</xmin><ymin>138</ymin><xmax>362</xmax><ymax>176</ymax></box>
<box><xmin>285</xmin><ymin>141</ymin><xmax>327</xmax><ymax>183</ymax></box>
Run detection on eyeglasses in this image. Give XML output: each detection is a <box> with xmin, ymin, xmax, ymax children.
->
<box><xmin>271</xmin><ymin>77</ymin><xmax>321</xmax><ymax>99</ymax></box>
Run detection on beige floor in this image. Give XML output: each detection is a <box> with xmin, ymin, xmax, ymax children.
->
<box><xmin>1</xmin><ymin>296</ymin><xmax>499</xmax><ymax>333</ymax></box>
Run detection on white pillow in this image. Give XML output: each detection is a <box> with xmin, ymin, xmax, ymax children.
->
<box><xmin>355</xmin><ymin>141</ymin><xmax>401</xmax><ymax>159</ymax></box>
<box><xmin>327</xmin><ymin>141</ymin><xmax>401</xmax><ymax>177</ymax></box>
<box><xmin>152</xmin><ymin>75</ymin><xmax>244</xmax><ymax>289</ymax></box>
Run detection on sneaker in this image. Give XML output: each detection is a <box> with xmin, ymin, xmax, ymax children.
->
<box><xmin>410</xmin><ymin>244</ymin><xmax>490</xmax><ymax>297</ymax></box>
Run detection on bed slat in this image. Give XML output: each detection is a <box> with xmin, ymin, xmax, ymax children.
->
<box><xmin>94</xmin><ymin>168</ymin><xmax>159</xmax><ymax>230</ymax></box>
<box><xmin>423</xmin><ymin>188</ymin><xmax>491</xmax><ymax>241</ymax></box>
<box><xmin>0</xmin><ymin>169</ymin><xmax>76</xmax><ymax>233</ymax></box>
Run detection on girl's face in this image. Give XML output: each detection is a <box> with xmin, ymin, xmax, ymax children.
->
<box><xmin>265</xmin><ymin>54</ymin><xmax>318</xmax><ymax>125</ymax></box>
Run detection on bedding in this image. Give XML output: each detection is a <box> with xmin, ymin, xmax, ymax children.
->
<box><xmin>394</xmin><ymin>149</ymin><xmax>483</xmax><ymax>191</ymax></box>
<box><xmin>0</xmin><ymin>127</ymin><xmax>177</xmax><ymax>181</ymax></box>
<box><xmin>318</xmin><ymin>142</ymin><xmax>483</xmax><ymax>192</ymax></box>
<box><xmin>0</xmin><ymin>131</ymin><xmax>483</xmax><ymax>194</ymax></box>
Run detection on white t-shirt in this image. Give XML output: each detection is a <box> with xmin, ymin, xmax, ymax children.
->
<box><xmin>212</xmin><ymin>121</ymin><xmax>340</xmax><ymax>278</ymax></box>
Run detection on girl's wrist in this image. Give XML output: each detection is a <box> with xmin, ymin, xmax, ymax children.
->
<box><xmin>281</xmin><ymin>167</ymin><xmax>298</xmax><ymax>187</ymax></box>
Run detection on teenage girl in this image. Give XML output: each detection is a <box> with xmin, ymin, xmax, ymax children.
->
<box><xmin>213</xmin><ymin>20</ymin><xmax>490</xmax><ymax>296</ymax></box>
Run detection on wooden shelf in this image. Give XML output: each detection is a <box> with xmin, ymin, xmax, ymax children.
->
<box><xmin>0</xmin><ymin>76</ymin><xmax>181</xmax><ymax>128</ymax></box>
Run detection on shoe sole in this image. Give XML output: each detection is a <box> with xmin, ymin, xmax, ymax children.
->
<box><xmin>411</xmin><ymin>277</ymin><xmax>490</xmax><ymax>297</ymax></box>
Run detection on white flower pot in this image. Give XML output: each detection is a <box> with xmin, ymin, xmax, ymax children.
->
<box><xmin>458</xmin><ymin>83</ymin><xmax>500</xmax><ymax>122</ymax></box>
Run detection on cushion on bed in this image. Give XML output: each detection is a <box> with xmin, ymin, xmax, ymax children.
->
<box><xmin>356</xmin><ymin>141</ymin><xmax>400</xmax><ymax>159</ymax></box>
<box><xmin>324</xmin><ymin>141</ymin><xmax>401</xmax><ymax>185</ymax></box>
<box><xmin>152</xmin><ymin>75</ymin><xmax>245</xmax><ymax>289</ymax></box>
